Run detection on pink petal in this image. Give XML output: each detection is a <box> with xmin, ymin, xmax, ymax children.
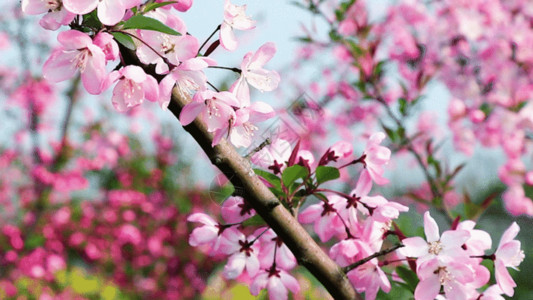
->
<box><xmin>267</xmin><ymin>276</ymin><xmax>289</xmax><ymax>300</ymax></box>
<box><xmin>179</xmin><ymin>101</ymin><xmax>204</xmax><ymax>126</ymax></box>
<box><xmin>499</xmin><ymin>222</ymin><xmax>519</xmax><ymax>246</ymax></box>
<box><xmin>414</xmin><ymin>274</ymin><xmax>441</xmax><ymax>300</ymax></box>
<box><xmin>248</xmin><ymin>101</ymin><xmax>275</xmax><ymax>122</ymax></box>
<box><xmin>121</xmin><ymin>65</ymin><xmax>146</xmax><ymax>82</ymax></box>
<box><xmin>352</xmin><ymin>169</ymin><xmax>372</xmax><ymax>197</ymax></box>
<box><xmin>63</xmin><ymin>0</ymin><xmax>99</xmax><ymax>15</ymax></box>
<box><xmin>400</xmin><ymin>237</ymin><xmax>428</xmax><ymax>258</ymax></box>
<box><xmin>249</xmin><ymin>42</ymin><xmax>277</xmax><ymax>69</ymax></box>
<box><xmin>81</xmin><ymin>47</ymin><xmax>106</xmax><ymax>94</ymax></box>
<box><xmin>250</xmin><ymin>272</ymin><xmax>269</xmax><ymax>296</ymax></box>
<box><xmin>223</xmin><ymin>253</ymin><xmax>246</xmax><ymax>279</ymax></box>
<box><xmin>58</xmin><ymin>30</ymin><xmax>92</xmax><ymax>50</ymax></box>
<box><xmin>280</xmin><ymin>270</ymin><xmax>300</xmax><ymax>294</ymax></box>
<box><xmin>21</xmin><ymin>0</ymin><xmax>48</xmax><ymax>15</ymax></box>
<box><xmin>230</xmin><ymin>76</ymin><xmax>250</xmax><ymax>107</ymax></box>
<box><xmin>297</xmin><ymin>204</ymin><xmax>322</xmax><ymax>223</ymax></box>
<box><xmin>246</xmin><ymin>69</ymin><xmax>281</xmax><ymax>92</ymax></box>
<box><xmin>245</xmin><ymin>254</ymin><xmax>260</xmax><ymax>277</ymax></box>
<box><xmin>440</xmin><ymin>229</ymin><xmax>470</xmax><ymax>248</ymax></box>
<box><xmin>188</xmin><ymin>226</ymin><xmax>217</xmax><ymax>246</ymax></box>
<box><xmin>220</xmin><ymin>23</ymin><xmax>237</xmax><ymax>51</ymax></box>
<box><xmin>143</xmin><ymin>75</ymin><xmax>160</xmax><ymax>102</ymax></box>
<box><xmin>187</xmin><ymin>213</ymin><xmax>217</xmax><ymax>226</ymax></box>
<box><xmin>423</xmin><ymin>211</ymin><xmax>440</xmax><ymax>242</ymax></box>
<box><xmin>174</xmin><ymin>35</ymin><xmax>200</xmax><ymax>61</ymax></box>
<box><xmin>495</xmin><ymin>259</ymin><xmax>516</xmax><ymax>296</ymax></box>
<box><xmin>97</xmin><ymin>0</ymin><xmax>125</xmax><ymax>26</ymax></box>
<box><xmin>43</xmin><ymin>50</ymin><xmax>78</xmax><ymax>82</ymax></box>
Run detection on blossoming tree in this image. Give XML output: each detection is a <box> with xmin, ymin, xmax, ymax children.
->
<box><xmin>0</xmin><ymin>0</ymin><xmax>529</xmax><ymax>299</ymax></box>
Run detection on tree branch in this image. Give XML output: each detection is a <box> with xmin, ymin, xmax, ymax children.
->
<box><xmin>168</xmin><ymin>88</ymin><xmax>359</xmax><ymax>300</ymax></box>
<box><xmin>119</xmin><ymin>45</ymin><xmax>360</xmax><ymax>299</ymax></box>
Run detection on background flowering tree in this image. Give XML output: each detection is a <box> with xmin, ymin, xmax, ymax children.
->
<box><xmin>0</xmin><ymin>0</ymin><xmax>531</xmax><ymax>299</ymax></box>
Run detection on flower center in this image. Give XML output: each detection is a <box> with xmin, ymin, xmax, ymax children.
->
<box><xmin>72</xmin><ymin>49</ymin><xmax>90</xmax><ymax>72</ymax></box>
<box><xmin>160</xmin><ymin>35</ymin><xmax>175</xmax><ymax>54</ymax></box>
<box><xmin>206</xmin><ymin>98</ymin><xmax>220</xmax><ymax>118</ymax></box>
<box><xmin>428</xmin><ymin>240</ymin><xmax>443</xmax><ymax>255</ymax></box>
<box><xmin>46</xmin><ymin>0</ymin><xmax>62</xmax><ymax>11</ymax></box>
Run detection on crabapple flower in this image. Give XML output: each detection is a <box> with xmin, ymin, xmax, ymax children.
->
<box><xmin>187</xmin><ymin>213</ymin><xmax>242</xmax><ymax>256</ymax></box>
<box><xmin>43</xmin><ymin>30</ymin><xmax>106</xmax><ymax>95</ymax></box>
<box><xmin>179</xmin><ymin>90</ymin><xmax>240</xmax><ymax>132</ymax></box>
<box><xmin>256</xmin><ymin>228</ymin><xmax>297</xmax><ymax>270</ymax></box>
<box><xmin>363</xmin><ymin>132</ymin><xmax>391</xmax><ymax>185</ymax></box>
<box><xmin>159</xmin><ymin>57</ymin><xmax>215</xmax><ymax>109</ymax></box>
<box><xmin>221</xmin><ymin>196</ymin><xmax>255</xmax><ymax>223</ymax></box>
<box><xmin>21</xmin><ymin>0</ymin><xmax>75</xmax><ymax>30</ymax></box>
<box><xmin>223</xmin><ymin>236</ymin><xmax>260</xmax><ymax>279</ymax></box>
<box><xmin>298</xmin><ymin>195</ymin><xmax>347</xmax><ymax>242</ymax></box>
<box><xmin>494</xmin><ymin>222</ymin><xmax>525</xmax><ymax>297</ymax></box>
<box><xmin>93</xmin><ymin>32</ymin><xmax>119</xmax><ymax>62</ymax></box>
<box><xmin>220</xmin><ymin>0</ymin><xmax>256</xmax><ymax>51</ymax></box>
<box><xmin>414</xmin><ymin>258</ymin><xmax>476</xmax><ymax>300</ymax></box>
<box><xmin>251</xmin><ymin>138</ymin><xmax>292</xmax><ymax>174</ymax></box>
<box><xmin>63</xmin><ymin>0</ymin><xmax>142</xmax><ymax>25</ymax></box>
<box><xmin>400</xmin><ymin>212</ymin><xmax>470</xmax><ymax>268</ymax></box>
<box><xmin>213</xmin><ymin>101</ymin><xmax>275</xmax><ymax>147</ymax></box>
<box><xmin>250</xmin><ymin>267</ymin><xmax>300</xmax><ymax>300</ymax></box>
<box><xmin>106</xmin><ymin>66</ymin><xmax>159</xmax><ymax>112</ymax></box>
<box><xmin>231</xmin><ymin>43</ymin><xmax>281</xmax><ymax>106</ymax></box>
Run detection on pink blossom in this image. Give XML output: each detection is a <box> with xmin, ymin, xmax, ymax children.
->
<box><xmin>179</xmin><ymin>90</ymin><xmax>240</xmax><ymax>132</ymax></box>
<box><xmin>256</xmin><ymin>228</ymin><xmax>297</xmax><ymax>270</ymax></box>
<box><xmin>43</xmin><ymin>30</ymin><xmax>106</xmax><ymax>95</ymax></box>
<box><xmin>250</xmin><ymin>268</ymin><xmax>300</xmax><ymax>300</ymax></box>
<box><xmin>363</xmin><ymin>132</ymin><xmax>391</xmax><ymax>185</ymax></box>
<box><xmin>298</xmin><ymin>195</ymin><xmax>347</xmax><ymax>242</ymax></box>
<box><xmin>220</xmin><ymin>0</ymin><xmax>256</xmax><ymax>51</ymax></box>
<box><xmin>93</xmin><ymin>32</ymin><xmax>119</xmax><ymax>61</ymax></box>
<box><xmin>251</xmin><ymin>138</ymin><xmax>292</xmax><ymax>174</ymax></box>
<box><xmin>21</xmin><ymin>0</ymin><xmax>76</xmax><ymax>30</ymax></box>
<box><xmin>223</xmin><ymin>236</ymin><xmax>261</xmax><ymax>279</ymax></box>
<box><xmin>494</xmin><ymin>222</ymin><xmax>525</xmax><ymax>296</ymax></box>
<box><xmin>221</xmin><ymin>196</ymin><xmax>255</xmax><ymax>223</ymax></box>
<box><xmin>231</xmin><ymin>42</ymin><xmax>280</xmax><ymax>105</ymax></box>
<box><xmin>213</xmin><ymin>101</ymin><xmax>275</xmax><ymax>148</ymax></box>
<box><xmin>187</xmin><ymin>213</ymin><xmax>242</xmax><ymax>255</ymax></box>
<box><xmin>63</xmin><ymin>0</ymin><xmax>142</xmax><ymax>25</ymax></box>
<box><xmin>400</xmin><ymin>212</ymin><xmax>470</xmax><ymax>268</ymax></box>
<box><xmin>106</xmin><ymin>66</ymin><xmax>159</xmax><ymax>112</ymax></box>
<box><xmin>159</xmin><ymin>57</ymin><xmax>214</xmax><ymax>109</ymax></box>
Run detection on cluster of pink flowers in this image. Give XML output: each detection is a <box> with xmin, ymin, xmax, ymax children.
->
<box><xmin>401</xmin><ymin>212</ymin><xmax>524</xmax><ymax>299</ymax></box>
<box><xmin>23</xmin><ymin>0</ymin><xmax>279</xmax><ymax>149</ymax></box>
<box><xmin>15</xmin><ymin>0</ymin><xmax>528</xmax><ymax>299</ymax></box>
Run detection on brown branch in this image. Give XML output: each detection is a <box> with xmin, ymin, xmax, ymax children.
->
<box><xmin>168</xmin><ymin>88</ymin><xmax>359</xmax><ymax>300</ymax></box>
<box><xmin>118</xmin><ymin>45</ymin><xmax>359</xmax><ymax>299</ymax></box>
<box><xmin>342</xmin><ymin>243</ymin><xmax>404</xmax><ymax>273</ymax></box>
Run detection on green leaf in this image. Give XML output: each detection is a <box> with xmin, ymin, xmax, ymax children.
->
<box><xmin>315</xmin><ymin>166</ymin><xmax>340</xmax><ymax>185</ymax></box>
<box><xmin>398</xmin><ymin>98</ymin><xmax>408</xmax><ymax>116</ymax></box>
<box><xmin>25</xmin><ymin>234</ymin><xmax>45</xmax><ymax>250</ymax></box>
<box><xmin>111</xmin><ymin>32</ymin><xmax>136</xmax><ymax>50</ymax></box>
<box><xmin>282</xmin><ymin>165</ymin><xmax>308</xmax><ymax>187</ymax></box>
<box><xmin>242</xmin><ymin>215</ymin><xmax>266</xmax><ymax>227</ymax></box>
<box><xmin>254</xmin><ymin>169</ymin><xmax>282</xmax><ymax>190</ymax></box>
<box><xmin>395</xmin><ymin>266</ymin><xmax>418</xmax><ymax>292</ymax></box>
<box><xmin>144</xmin><ymin>1</ymin><xmax>178</xmax><ymax>12</ymax></box>
<box><xmin>122</xmin><ymin>15</ymin><xmax>181</xmax><ymax>35</ymax></box>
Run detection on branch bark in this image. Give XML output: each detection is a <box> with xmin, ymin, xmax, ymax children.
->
<box><xmin>118</xmin><ymin>46</ymin><xmax>359</xmax><ymax>299</ymax></box>
<box><xmin>167</xmin><ymin>88</ymin><xmax>359</xmax><ymax>300</ymax></box>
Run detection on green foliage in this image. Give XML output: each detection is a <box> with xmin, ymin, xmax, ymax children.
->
<box><xmin>111</xmin><ymin>32</ymin><xmax>136</xmax><ymax>50</ymax></box>
<box><xmin>315</xmin><ymin>166</ymin><xmax>340</xmax><ymax>185</ymax></box>
<box><xmin>281</xmin><ymin>165</ymin><xmax>309</xmax><ymax>187</ymax></box>
<box><xmin>122</xmin><ymin>16</ymin><xmax>181</xmax><ymax>35</ymax></box>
